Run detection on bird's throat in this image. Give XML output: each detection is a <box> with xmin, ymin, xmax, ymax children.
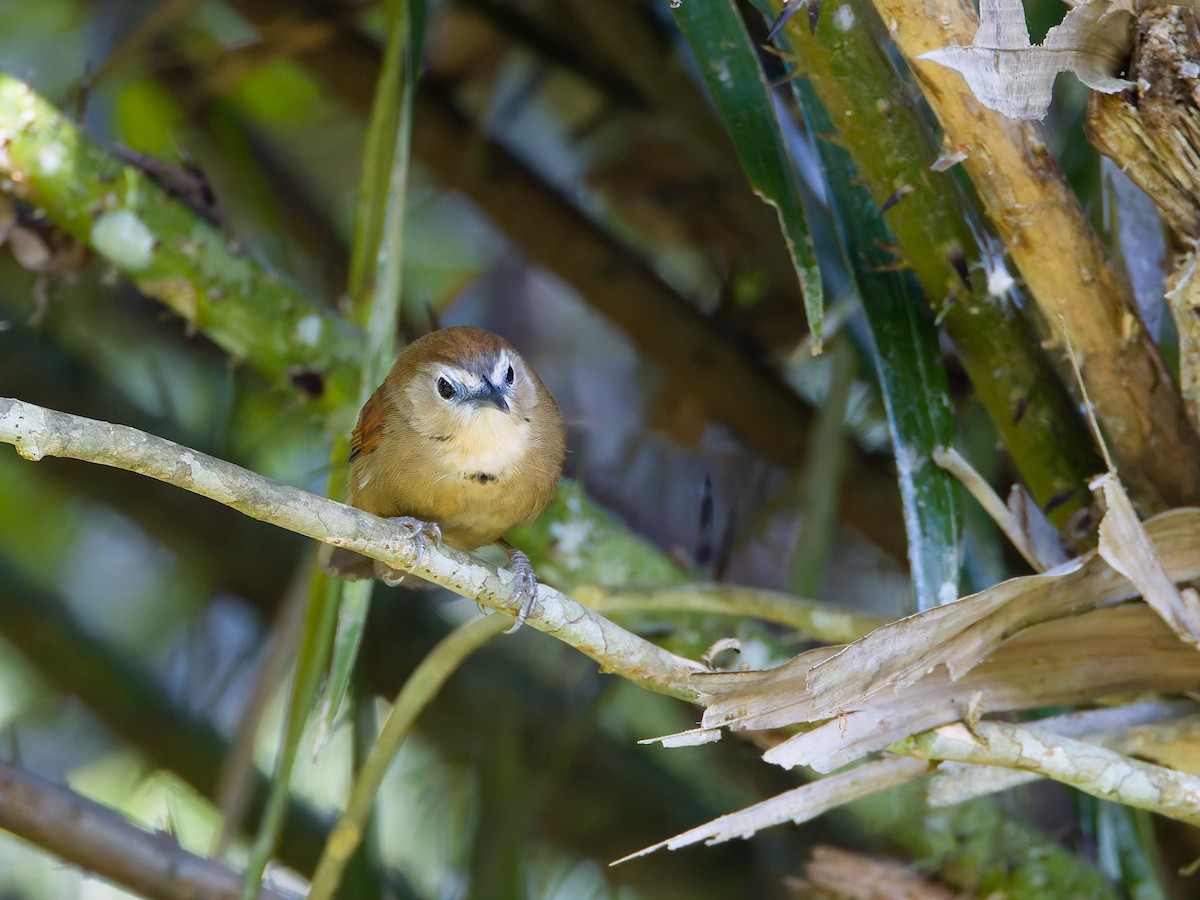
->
<box><xmin>444</xmin><ymin>409</ymin><xmax>533</xmax><ymax>479</ymax></box>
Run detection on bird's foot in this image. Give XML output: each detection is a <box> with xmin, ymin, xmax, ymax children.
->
<box><xmin>374</xmin><ymin>516</ymin><xmax>442</xmax><ymax>586</ymax></box>
<box><xmin>499</xmin><ymin>541</ymin><xmax>540</xmax><ymax>633</ymax></box>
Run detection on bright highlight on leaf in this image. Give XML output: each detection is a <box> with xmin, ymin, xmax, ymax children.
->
<box><xmin>917</xmin><ymin>0</ymin><xmax>1134</xmax><ymax>120</ymax></box>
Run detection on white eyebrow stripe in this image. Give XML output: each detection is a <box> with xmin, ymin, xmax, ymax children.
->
<box><xmin>439</xmin><ymin>367</ymin><xmax>486</xmax><ymax>391</ymax></box>
<box><xmin>489</xmin><ymin>353</ymin><xmax>512</xmax><ymax>383</ymax></box>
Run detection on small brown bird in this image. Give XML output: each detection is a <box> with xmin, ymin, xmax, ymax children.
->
<box><xmin>324</xmin><ymin>326</ymin><xmax>565</xmax><ymax>626</ymax></box>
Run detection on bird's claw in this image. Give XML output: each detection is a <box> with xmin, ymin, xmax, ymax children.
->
<box><xmin>502</xmin><ymin>547</ymin><xmax>540</xmax><ymax>634</ymax></box>
<box><xmin>375</xmin><ymin>516</ymin><xmax>442</xmax><ymax>586</ymax></box>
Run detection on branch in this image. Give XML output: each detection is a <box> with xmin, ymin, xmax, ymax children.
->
<box><xmin>897</xmin><ymin>720</ymin><xmax>1200</xmax><ymax>827</ymax></box>
<box><xmin>0</xmin><ymin>397</ymin><xmax>706</xmax><ymax>701</ymax></box>
<box><xmin>926</xmin><ymin>701</ymin><xmax>1200</xmax><ymax>804</ymax></box>
<box><xmin>0</xmin><ymin>758</ymin><xmax>298</xmax><ymax>900</ymax></box>
<box><xmin>0</xmin><ymin>73</ymin><xmax>362</xmax><ymax>422</ymax></box>
<box><xmin>577</xmin><ymin>583</ymin><xmax>883</xmax><ymax>644</ymax></box>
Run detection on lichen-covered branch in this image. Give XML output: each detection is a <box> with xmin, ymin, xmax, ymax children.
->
<box><xmin>898</xmin><ymin>720</ymin><xmax>1200</xmax><ymax>827</ymax></box>
<box><xmin>926</xmin><ymin>701</ymin><xmax>1200</xmax><ymax>804</ymax></box>
<box><xmin>0</xmin><ymin>758</ymin><xmax>297</xmax><ymax>900</ymax></box>
<box><xmin>0</xmin><ymin>397</ymin><xmax>706</xmax><ymax>701</ymax></box>
<box><xmin>0</xmin><ymin>73</ymin><xmax>363</xmax><ymax>423</ymax></box>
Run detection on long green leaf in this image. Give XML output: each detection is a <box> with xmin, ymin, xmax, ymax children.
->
<box><xmin>308</xmin><ymin>614</ymin><xmax>508</xmax><ymax>900</ymax></box>
<box><xmin>241</xmin><ymin>0</ymin><xmax>425</xmax><ymax>895</ymax></box>
<box><xmin>790</xmin><ymin>338</ymin><xmax>855</xmax><ymax>596</ymax></box>
<box><xmin>320</xmin><ymin>0</ymin><xmax>426</xmax><ymax>751</ymax></box>
<box><xmin>797</xmin><ymin>83</ymin><xmax>961</xmax><ymax>611</ymax></box>
<box><xmin>240</xmin><ymin>574</ymin><xmax>342</xmax><ymax>900</ymax></box>
<box><xmin>671</xmin><ymin>1</ymin><xmax>823</xmax><ymax>345</ymax></box>
<box><xmin>754</xmin><ymin>0</ymin><xmax>1100</xmax><ymax>525</ymax></box>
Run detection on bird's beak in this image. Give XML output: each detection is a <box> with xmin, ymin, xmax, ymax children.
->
<box><xmin>470</xmin><ymin>380</ymin><xmax>509</xmax><ymax>413</ymax></box>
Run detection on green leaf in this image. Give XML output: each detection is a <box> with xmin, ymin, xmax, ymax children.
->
<box><xmin>242</xmin><ymin>0</ymin><xmax>426</xmax><ymax>895</ymax></box>
<box><xmin>320</xmin><ymin>0</ymin><xmax>427</xmax><ymax>781</ymax></box>
<box><xmin>241</xmin><ymin>574</ymin><xmax>342</xmax><ymax>900</ymax></box>
<box><xmin>308</xmin><ymin>615</ymin><xmax>508</xmax><ymax>899</ymax></box>
<box><xmin>797</xmin><ymin>82</ymin><xmax>962</xmax><ymax>611</ymax></box>
<box><xmin>319</xmin><ymin>0</ymin><xmax>426</xmax><ymax>755</ymax></box>
<box><xmin>315</xmin><ymin>578</ymin><xmax>373</xmax><ymax>750</ymax></box>
<box><xmin>671</xmin><ymin>1</ymin><xmax>823</xmax><ymax>345</ymax></box>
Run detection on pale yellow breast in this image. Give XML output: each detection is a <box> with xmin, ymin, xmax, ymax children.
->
<box><xmin>351</xmin><ymin>406</ymin><xmax>547</xmax><ymax>549</ymax></box>
<box><xmin>440</xmin><ymin>407</ymin><xmax>534</xmax><ymax>477</ymax></box>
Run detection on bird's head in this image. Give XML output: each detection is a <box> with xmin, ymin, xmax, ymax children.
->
<box><xmin>401</xmin><ymin>327</ymin><xmax>543</xmax><ymax>442</ymax></box>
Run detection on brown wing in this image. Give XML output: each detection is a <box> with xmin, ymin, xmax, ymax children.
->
<box><xmin>349</xmin><ymin>390</ymin><xmax>390</xmax><ymax>463</ymax></box>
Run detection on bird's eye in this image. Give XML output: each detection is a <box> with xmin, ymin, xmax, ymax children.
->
<box><xmin>505</xmin><ymin>365</ymin><xmax>515</xmax><ymax>385</ymax></box>
<box><xmin>437</xmin><ymin>377</ymin><xmax>456</xmax><ymax>400</ymax></box>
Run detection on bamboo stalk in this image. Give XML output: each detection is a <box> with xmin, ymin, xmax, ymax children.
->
<box><xmin>770</xmin><ymin>0</ymin><xmax>1103</xmax><ymax>521</ymax></box>
<box><xmin>867</xmin><ymin>0</ymin><xmax>1200</xmax><ymax>507</ymax></box>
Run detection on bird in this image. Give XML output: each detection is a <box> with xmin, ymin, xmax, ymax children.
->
<box><xmin>322</xmin><ymin>326</ymin><xmax>566</xmax><ymax>628</ymax></box>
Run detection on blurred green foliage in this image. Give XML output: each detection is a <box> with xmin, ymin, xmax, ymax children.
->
<box><xmin>0</xmin><ymin>0</ymin><xmax>1187</xmax><ymax>896</ymax></box>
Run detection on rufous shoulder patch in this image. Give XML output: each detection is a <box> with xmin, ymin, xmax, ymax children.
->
<box><xmin>349</xmin><ymin>390</ymin><xmax>389</xmax><ymax>462</ymax></box>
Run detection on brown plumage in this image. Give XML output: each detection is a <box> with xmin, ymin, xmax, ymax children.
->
<box><xmin>324</xmin><ymin>327</ymin><xmax>565</xmax><ymax>595</ymax></box>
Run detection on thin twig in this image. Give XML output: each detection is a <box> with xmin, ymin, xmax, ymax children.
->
<box><xmin>577</xmin><ymin>583</ymin><xmax>883</xmax><ymax>644</ymax></box>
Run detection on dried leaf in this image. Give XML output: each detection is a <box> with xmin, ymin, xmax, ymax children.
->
<box><xmin>613</xmin><ymin>757</ymin><xmax>930</xmax><ymax>862</ymax></box>
<box><xmin>1006</xmin><ymin>483</ymin><xmax>1068</xmax><ymax>571</ymax></box>
<box><xmin>1123</xmin><ymin>715</ymin><xmax>1200</xmax><ymax>775</ymax></box>
<box><xmin>788</xmin><ymin>845</ymin><xmax>960</xmax><ymax>900</ymax></box>
<box><xmin>675</xmin><ymin>510</ymin><xmax>1200</xmax><ymax>772</ymax></box>
<box><xmin>917</xmin><ymin>0</ymin><xmax>1133</xmax><ymax>120</ymax></box>
<box><xmin>628</xmin><ymin>606</ymin><xmax>1200</xmax><ymax>856</ymax></box>
<box><xmin>698</xmin><ymin>563</ymin><xmax>1077</xmax><ymax>736</ymax></box>
<box><xmin>1093</xmin><ymin>472</ymin><xmax>1200</xmax><ymax>646</ymax></box>
<box><xmin>762</xmin><ymin>604</ymin><xmax>1200</xmax><ymax>772</ymax></box>
<box><xmin>641</xmin><ymin>728</ymin><xmax>722</xmax><ymax>748</ymax></box>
